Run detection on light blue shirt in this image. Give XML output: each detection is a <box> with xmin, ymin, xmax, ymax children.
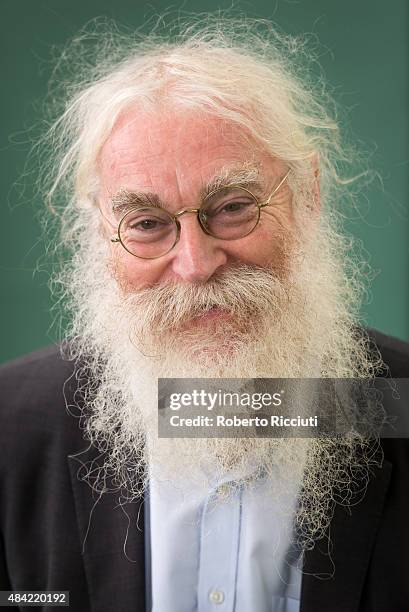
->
<box><xmin>146</xmin><ymin>469</ymin><xmax>302</xmax><ymax>611</ymax></box>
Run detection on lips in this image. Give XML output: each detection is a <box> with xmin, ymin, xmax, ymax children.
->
<box><xmin>180</xmin><ymin>306</ymin><xmax>233</xmax><ymax>328</ymax></box>
<box><xmin>197</xmin><ymin>306</ymin><xmax>231</xmax><ymax>321</ymax></box>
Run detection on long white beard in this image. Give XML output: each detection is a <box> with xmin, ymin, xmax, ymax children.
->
<box><xmin>60</xmin><ymin>217</ymin><xmax>383</xmax><ymax>550</ymax></box>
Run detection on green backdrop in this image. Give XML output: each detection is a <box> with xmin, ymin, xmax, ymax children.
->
<box><xmin>1</xmin><ymin>0</ymin><xmax>408</xmax><ymax>363</ymax></box>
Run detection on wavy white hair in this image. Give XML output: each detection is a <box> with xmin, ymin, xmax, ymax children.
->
<box><xmin>39</xmin><ymin>15</ymin><xmax>367</xmax><ymax>245</ymax></box>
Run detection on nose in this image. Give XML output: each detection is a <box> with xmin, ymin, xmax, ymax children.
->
<box><xmin>169</xmin><ymin>213</ymin><xmax>228</xmax><ymax>283</ymax></box>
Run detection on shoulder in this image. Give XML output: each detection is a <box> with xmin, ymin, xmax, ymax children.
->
<box><xmin>0</xmin><ymin>345</ymin><xmax>86</xmax><ymax>458</ymax></box>
<box><xmin>363</xmin><ymin>329</ymin><xmax>409</xmax><ymax>467</ymax></box>
<box><xmin>0</xmin><ymin>344</ymin><xmax>77</xmax><ymax>415</ymax></box>
<box><xmin>0</xmin><ymin>343</ymin><xmax>74</xmax><ymax>387</ymax></box>
<box><xmin>365</xmin><ymin>327</ymin><xmax>409</xmax><ymax>378</ymax></box>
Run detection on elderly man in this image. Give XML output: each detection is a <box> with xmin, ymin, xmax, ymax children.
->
<box><xmin>1</xmin><ymin>19</ymin><xmax>408</xmax><ymax>612</ymax></box>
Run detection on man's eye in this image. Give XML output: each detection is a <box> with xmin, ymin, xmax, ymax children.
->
<box><xmin>129</xmin><ymin>217</ymin><xmax>168</xmax><ymax>231</ymax></box>
<box><xmin>216</xmin><ymin>200</ymin><xmax>253</xmax><ymax>215</ymax></box>
<box><xmin>134</xmin><ymin>219</ymin><xmax>160</xmax><ymax>230</ymax></box>
<box><xmin>224</xmin><ymin>201</ymin><xmax>246</xmax><ymax>212</ymax></box>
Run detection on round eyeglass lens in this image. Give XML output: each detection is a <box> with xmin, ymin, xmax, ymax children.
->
<box><xmin>119</xmin><ymin>206</ymin><xmax>178</xmax><ymax>258</ymax></box>
<box><xmin>200</xmin><ymin>187</ymin><xmax>260</xmax><ymax>239</ymax></box>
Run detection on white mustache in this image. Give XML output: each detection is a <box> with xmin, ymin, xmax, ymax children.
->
<box><xmin>124</xmin><ymin>264</ymin><xmax>291</xmax><ymax>332</ymax></box>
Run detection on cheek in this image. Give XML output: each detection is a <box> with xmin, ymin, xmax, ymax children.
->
<box><xmin>235</xmin><ymin>218</ymin><xmax>296</xmax><ymax>278</ymax></box>
<box><xmin>108</xmin><ymin>246</ymin><xmax>165</xmax><ymax>292</ymax></box>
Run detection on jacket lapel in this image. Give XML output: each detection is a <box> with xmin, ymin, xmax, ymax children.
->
<box><xmin>300</xmin><ymin>457</ymin><xmax>392</xmax><ymax>612</ymax></box>
<box><xmin>68</xmin><ymin>451</ymin><xmax>146</xmax><ymax>612</ymax></box>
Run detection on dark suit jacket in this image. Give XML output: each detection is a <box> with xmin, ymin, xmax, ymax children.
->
<box><xmin>0</xmin><ymin>330</ymin><xmax>408</xmax><ymax>612</ymax></box>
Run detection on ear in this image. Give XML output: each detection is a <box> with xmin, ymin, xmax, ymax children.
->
<box><xmin>310</xmin><ymin>152</ymin><xmax>321</xmax><ymax>216</ymax></box>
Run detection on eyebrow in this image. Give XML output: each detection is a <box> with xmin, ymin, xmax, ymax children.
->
<box><xmin>110</xmin><ymin>165</ymin><xmax>264</xmax><ymax>216</ymax></box>
<box><xmin>111</xmin><ymin>191</ymin><xmax>162</xmax><ymax>215</ymax></box>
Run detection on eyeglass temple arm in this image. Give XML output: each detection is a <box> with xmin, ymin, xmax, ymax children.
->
<box><xmin>95</xmin><ymin>205</ymin><xmax>121</xmax><ymax>243</ymax></box>
<box><xmin>259</xmin><ymin>169</ymin><xmax>291</xmax><ymax>208</ymax></box>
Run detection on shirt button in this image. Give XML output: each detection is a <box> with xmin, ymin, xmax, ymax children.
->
<box><xmin>209</xmin><ymin>589</ymin><xmax>225</xmax><ymax>604</ymax></box>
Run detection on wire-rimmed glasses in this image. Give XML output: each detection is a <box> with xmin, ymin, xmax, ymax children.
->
<box><xmin>110</xmin><ymin>169</ymin><xmax>291</xmax><ymax>259</ymax></box>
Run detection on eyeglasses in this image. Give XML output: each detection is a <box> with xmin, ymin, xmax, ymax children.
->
<box><xmin>110</xmin><ymin>169</ymin><xmax>291</xmax><ymax>259</ymax></box>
